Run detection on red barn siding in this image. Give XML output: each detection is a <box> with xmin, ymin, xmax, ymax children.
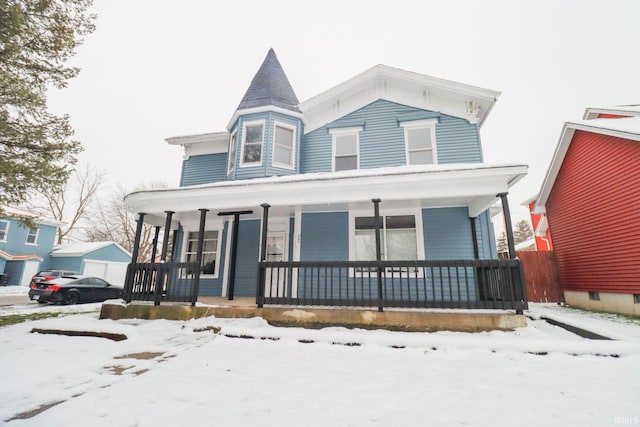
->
<box><xmin>546</xmin><ymin>130</ymin><xmax>640</xmax><ymax>294</ymax></box>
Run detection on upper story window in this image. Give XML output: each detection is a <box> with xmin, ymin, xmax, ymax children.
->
<box><xmin>241</xmin><ymin>121</ymin><xmax>265</xmax><ymax>166</ymax></box>
<box><xmin>227</xmin><ymin>130</ymin><xmax>237</xmax><ymax>174</ymax></box>
<box><xmin>0</xmin><ymin>220</ymin><xmax>8</xmax><ymax>242</ymax></box>
<box><xmin>401</xmin><ymin>119</ymin><xmax>438</xmax><ymax>165</ymax></box>
<box><xmin>330</xmin><ymin>126</ymin><xmax>362</xmax><ymax>172</ymax></box>
<box><xmin>26</xmin><ymin>227</ymin><xmax>39</xmax><ymax>245</ymax></box>
<box><xmin>184</xmin><ymin>230</ymin><xmax>220</xmax><ymax>277</ymax></box>
<box><xmin>272</xmin><ymin>122</ymin><xmax>295</xmax><ymax>169</ymax></box>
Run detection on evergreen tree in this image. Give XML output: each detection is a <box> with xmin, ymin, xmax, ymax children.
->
<box><xmin>513</xmin><ymin>220</ymin><xmax>534</xmax><ymax>244</ymax></box>
<box><xmin>496</xmin><ymin>231</ymin><xmax>508</xmax><ymax>254</ymax></box>
<box><xmin>0</xmin><ymin>0</ymin><xmax>96</xmax><ymax>217</ymax></box>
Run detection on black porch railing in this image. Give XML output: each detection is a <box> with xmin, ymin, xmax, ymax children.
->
<box><xmin>257</xmin><ymin>259</ymin><xmax>527</xmax><ymax>312</ymax></box>
<box><xmin>123</xmin><ymin>262</ymin><xmax>200</xmax><ymax>305</ymax></box>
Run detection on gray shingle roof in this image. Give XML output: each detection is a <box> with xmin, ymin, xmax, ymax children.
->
<box><xmin>237</xmin><ymin>49</ymin><xmax>301</xmax><ymax>113</ymax></box>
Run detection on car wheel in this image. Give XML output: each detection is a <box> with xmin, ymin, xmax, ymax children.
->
<box><xmin>63</xmin><ymin>292</ymin><xmax>79</xmax><ymax>305</ymax></box>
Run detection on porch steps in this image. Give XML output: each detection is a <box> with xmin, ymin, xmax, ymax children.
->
<box><xmin>100</xmin><ymin>300</ymin><xmax>525</xmax><ymax>332</ymax></box>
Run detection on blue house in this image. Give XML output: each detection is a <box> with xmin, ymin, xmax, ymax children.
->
<box><xmin>124</xmin><ymin>50</ymin><xmax>528</xmax><ymax>312</ymax></box>
<box><xmin>0</xmin><ymin>206</ymin><xmax>59</xmax><ymax>286</ymax></box>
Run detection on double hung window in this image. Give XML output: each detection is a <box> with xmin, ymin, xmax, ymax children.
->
<box><xmin>354</xmin><ymin>215</ymin><xmax>418</xmax><ymax>262</ymax></box>
<box><xmin>241</xmin><ymin>121</ymin><xmax>265</xmax><ymax>165</ymax></box>
<box><xmin>0</xmin><ymin>220</ymin><xmax>8</xmax><ymax>242</ymax></box>
<box><xmin>273</xmin><ymin>122</ymin><xmax>295</xmax><ymax>168</ymax></box>
<box><xmin>185</xmin><ymin>230</ymin><xmax>219</xmax><ymax>276</ymax></box>
<box><xmin>26</xmin><ymin>228</ymin><xmax>39</xmax><ymax>245</ymax></box>
<box><xmin>401</xmin><ymin>119</ymin><xmax>437</xmax><ymax>165</ymax></box>
<box><xmin>331</xmin><ymin>127</ymin><xmax>361</xmax><ymax>172</ymax></box>
<box><xmin>227</xmin><ymin>131</ymin><xmax>237</xmax><ymax>174</ymax></box>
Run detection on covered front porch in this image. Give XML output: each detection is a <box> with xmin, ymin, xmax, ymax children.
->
<box><xmin>122</xmin><ymin>164</ymin><xmax>528</xmax><ymax>314</ymax></box>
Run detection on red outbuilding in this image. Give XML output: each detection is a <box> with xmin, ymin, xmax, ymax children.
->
<box><xmin>534</xmin><ymin>105</ymin><xmax>640</xmax><ymax>315</ymax></box>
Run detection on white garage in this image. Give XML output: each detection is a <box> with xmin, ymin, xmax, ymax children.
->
<box><xmin>49</xmin><ymin>242</ymin><xmax>132</xmax><ymax>286</ymax></box>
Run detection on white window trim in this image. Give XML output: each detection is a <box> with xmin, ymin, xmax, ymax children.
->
<box><xmin>227</xmin><ymin>129</ymin><xmax>238</xmax><ymax>175</ymax></box>
<box><xmin>401</xmin><ymin>118</ymin><xmax>438</xmax><ymax>165</ymax></box>
<box><xmin>25</xmin><ymin>227</ymin><xmax>39</xmax><ymax>246</ymax></box>
<box><xmin>181</xmin><ymin>227</ymin><xmax>223</xmax><ymax>279</ymax></box>
<box><xmin>348</xmin><ymin>208</ymin><xmax>425</xmax><ymax>277</ymax></box>
<box><xmin>330</xmin><ymin>126</ymin><xmax>362</xmax><ymax>172</ymax></box>
<box><xmin>272</xmin><ymin>121</ymin><xmax>296</xmax><ymax>170</ymax></box>
<box><xmin>0</xmin><ymin>220</ymin><xmax>9</xmax><ymax>242</ymax></box>
<box><xmin>239</xmin><ymin>119</ymin><xmax>266</xmax><ymax>167</ymax></box>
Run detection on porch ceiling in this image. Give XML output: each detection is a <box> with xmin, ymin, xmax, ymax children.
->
<box><xmin>125</xmin><ymin>164</ymin><xmax>527</xmax><ymax>226</ymax></box>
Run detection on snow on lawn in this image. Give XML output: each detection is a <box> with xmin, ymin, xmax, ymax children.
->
<box><xmin>0</xmin><ymin>308</ymin><xmax>639</xmax><ymax>426</ymax></box>
<box><xmin>0</xmin><ymin>285</ymin><xmax>29</xmax><ymax>296</ymax></box>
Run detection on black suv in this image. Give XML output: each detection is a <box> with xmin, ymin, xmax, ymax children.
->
<box><xmin>29</xmin><ymin>270</ymin><xmax>80</xmax><ymax>287</ymax></box>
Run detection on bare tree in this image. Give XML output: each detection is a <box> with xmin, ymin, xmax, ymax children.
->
<box><xmin>29</xmin><ymin>165</ymin><xmax>106</xmax><ymax>244</ymax></box>
<box><xmin>87</xmin><ymin>183</ymin><xmax>167</xmax><ymax>262</ymax></box>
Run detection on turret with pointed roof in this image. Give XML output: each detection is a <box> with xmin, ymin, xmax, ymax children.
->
<box><xmin>236</xmin><ymin>48</ymin><xmax>300</xmax><ymax>113</ymax></box>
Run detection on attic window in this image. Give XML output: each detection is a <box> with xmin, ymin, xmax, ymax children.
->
<box><xmin>401</xmin><ymin>119</ymin><xmax>438</xmax><ymax>165</ymax></box>
<box><xmin>241</xmin><ymin>121</ymin><xmax>265</xmax><ymax>166</ymax></box>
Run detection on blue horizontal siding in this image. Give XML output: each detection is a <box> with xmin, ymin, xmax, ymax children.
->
<box><xmin>233</xmin><ymin>219</ymin><xmax>260</xmax><ymax>296</ymax></box>
<box><xmin>422</xmin><ymin>207</ymin><xmax>474</xmax><ymax>260</ymax></box>
<box><xmin>300</xmin><ymin>212</ymin><xmax>349</xmax><ymax>261</ymax></box>
<box><xmin>180</xmin><ymin>153</ymin><xmax>228</xmax><ymax>186</ymax></box>
<box><xmin>302</xmin><ymin>99</ymin><xmax>482</xmax><ymax>173</ymax></box>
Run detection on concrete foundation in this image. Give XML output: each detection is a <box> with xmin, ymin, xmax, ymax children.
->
<box><xmin>564</xmin><ymin>291</ymin><xmax>640</xmax><ymax>316</ymax></box>
<box><xmin>100</xmin><ymin>302</ymin><xmax>526</xmax><ymax>332</ymax></box>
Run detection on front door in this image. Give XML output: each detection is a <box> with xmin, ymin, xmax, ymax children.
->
<box><xmin>265</xmin><ymin>233</ymin><xmax>287</xmax><ymax>298</ymax></box>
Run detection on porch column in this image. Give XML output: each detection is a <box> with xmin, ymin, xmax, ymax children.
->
<box><xmin>192</xmin><ymin>209</ymin><xmax>208</xmax><ymax>306</ymax></box>
<box><xmin>469</xmin><ymin>217</ymin><xmax>480</xmax><ymax>260</ymax></box>
<box><xmin>154</xmin><ymin>210</ymin><xmax>174</xmax><ymax>306</ymax></box>
<box><xmin>257</xmin><ymin>203</ymin><xmax>270</xmax><ymax>308</ymax></box>
<box><xmin>218</xmin><ymin>210</ymin><xmax>253</xmax><ymax>300</ymax></box>
<box><xmin>130</xmin><ymin>213</ymin><xmax>146</xmax><ymax>264</ymax></box>
<box><xmin>372</xmin><ymin>198</ymin><xmax>384</xmax><ymax>313</ymax></box>
<box><xmin>125</xmin><ymin>212</ymin><xmax>146</xmax><ymax>303</ymax></box>
<box><xmin>159</xmin><ymin>211</ymin><xmax>174</xmax><ymax>262</ymax></box>
<box><xmin>150</xmin><ymin>226</ymin><xmax>161</xmax><ymax>262</ymax></box>
<box><xmin>498</xmin><ymin>193</ymin><xmax>516</xmax><ymax>259</ymax></box>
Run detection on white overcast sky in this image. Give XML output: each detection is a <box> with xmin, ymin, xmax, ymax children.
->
<box><xmin>46</xmin><ymin>0</ymin><xmax>640</xmax><ymax>221</ymax></box>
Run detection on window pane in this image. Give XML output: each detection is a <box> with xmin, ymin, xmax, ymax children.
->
<box><xmin>201</xmin><ymin>253</ymin><xmax>216</xmax><ymax>274</ymax></box>
<box><xmin>355</xmin><ymin>216</ymin><xmax>382</xmax><ymax>230</ymax></box>
<box><xmin>355</xmin><ymin>230</ymin><xmax>377</xmax><ymax>261</ymax></box>
<box><xmin>335</xmin><ymin>134</ymin><xmax>357</xmax><ymax>155</ymax></box>
<box><xmin>386</xmin><ymin>229</ymin><xmax>417</xmax><ymax>260</ymax></box>
<box><xmin>409</xmin><ymin>150</ymin><xmax>433</xmax><ymax>165</ymax></box>
<box><xmin>243</xmin><ymin>143</ymin><xmax>262</xmax><ymax>163</ymax></box>
<box><xmin>274</xmin><ymin>145</ymin><xmax>292</xmax><ymax>166</ymax></box>
<box><xmin>407</xmin><ymin>128</ymin><xmax>431</xmax><ymax>150</ymax></box>
<box><xmin>386</xmin><ymin>215</ymin><xmax>416</xmax><ymax>229</ymax></box>
<box><xmin>335</xmin><ymin>156</ymin><xmax>357</xmax><ymax>171</ymax></box>
<box><xmin>275</xmin><ymin>126</ymin><xmax>294</xmax><ymax>148</ymax></box>
<box><xmin>245</xmin><ymin>124</ymin><xmax>263</xmax><ymax>143</ymax></box>
<box><xmin>228</xmin><ymin>133</ymin><xmax>236</xmax><ymax>171</ymax></box>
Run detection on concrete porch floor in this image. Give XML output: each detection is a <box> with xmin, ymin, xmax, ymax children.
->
<box><xmin>100</xmin><ymin>297</ymin><xmax>527</xmax><ymax>332</ymax></box>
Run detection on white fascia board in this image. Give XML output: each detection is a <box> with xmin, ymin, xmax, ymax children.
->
<box><xmin>226</xmin><ymin>106</ymin><xmax>305</xmax><ymax>131</ymax></box>
<box><xmin>165</xmin><ymin>132</ymin><xmax>230</xmax><ymax>160</ymax></box>
<box><xmin>535</xmin><ymin>119</ymin><xmax>640</xmax><ymax>213</ymax></box>
<box><xmin>300</xmin><ymin>65</ymin><xmax>499</xmax><ymax>133</ymax></box>
<box><xmin>534</xmin><ymin>125</ymin><xmax>575</xmax><ymax>213</ymax></box>
<box><xmin>125</xmin><ymin>164</ymin><xmax>527</xmax><ymax>220</ymax></box>
<box><xmin>582</xmin><ymin>106</ymin><xmax>640</xmax><ymax>120</ymax></box>
<box><xmin>534</xmin><ymin>214</ymin><xmax>548</xmax><ymax>236</ymax></box>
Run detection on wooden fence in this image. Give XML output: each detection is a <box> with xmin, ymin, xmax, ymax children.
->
<box><xmin>517</xmin><ymin>251</ymin><xmax>563</xmax><ymax>303</ymax></box>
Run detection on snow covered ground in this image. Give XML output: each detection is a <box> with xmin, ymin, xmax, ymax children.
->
<box><xmin>1</xmin><ymin>286</ymin><xmax>639</xmax><ymax>426</ymax></box>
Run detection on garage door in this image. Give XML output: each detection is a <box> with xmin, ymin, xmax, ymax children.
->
<box><xmin>20</xmin><ymin>260</ymin><xmax>41</xmax><ymax>286</ymax></box>
<box><xmin>83</xmin><ymin>260</ymin><xmax>129</xmax><ymax>286</ymax></box>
